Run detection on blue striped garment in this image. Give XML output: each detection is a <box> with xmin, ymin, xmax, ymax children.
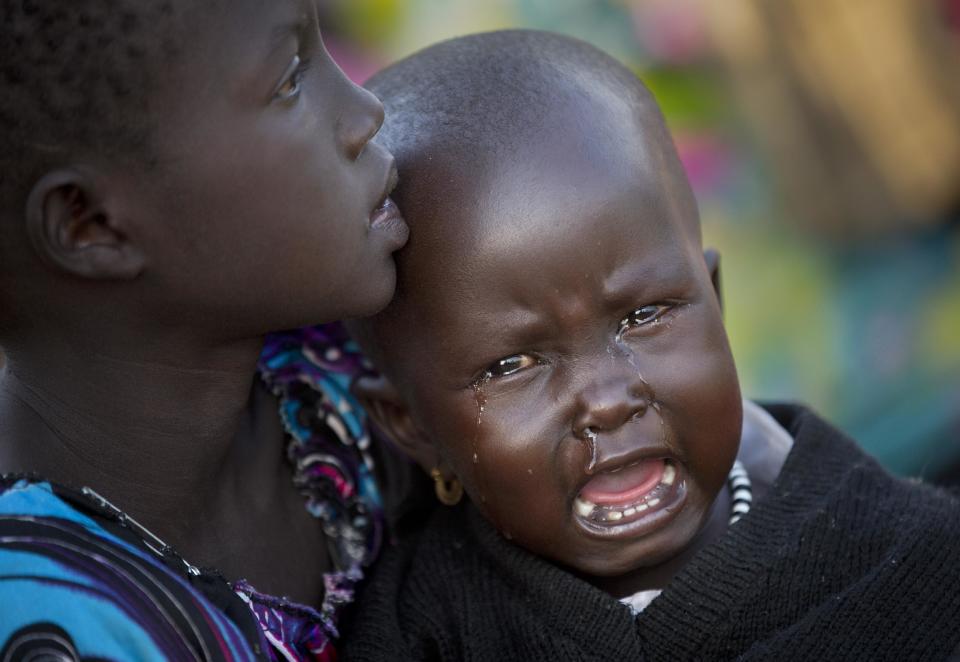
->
<box><xmin>0</xmin><ymin>479</ymin><xmax>262</xmax><ymax>660</ymax></box>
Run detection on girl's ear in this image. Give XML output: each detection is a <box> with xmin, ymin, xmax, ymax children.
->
<box><xmin>703</xmin><ymin>248</ymin><xmax>723</xmax><ymax>312</ymax></box>
<box><xmin>352</xmin><ymin>373</ymin><xmax>435</xmax><ymax>473</ymax></box>
<box><xmin>25</xmin><ymin>168</ymin><xmax>145</xmax><ymax>279</ymax></box>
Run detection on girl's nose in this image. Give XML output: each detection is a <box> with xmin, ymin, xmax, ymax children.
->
<box><xmin>338</xmin><ymin>82</ymin><xmax>385</xmax><ymax>161</ymax></box>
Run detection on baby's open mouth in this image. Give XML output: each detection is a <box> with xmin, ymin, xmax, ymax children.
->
<box><xmin>573</xmin><ymin>458</ymin><xmax>678</xmax><ymax>525</ymax></box>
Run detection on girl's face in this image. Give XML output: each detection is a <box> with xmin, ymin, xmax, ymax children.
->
<box><xmin>129</xmin><ymin>0</ymin><xmax>408</xmax><ymax>336</ymax></box>
<box><xmin>376</xmin><ymin>111</ymin><xmax>742</xmax><ymax>579</ymax></box>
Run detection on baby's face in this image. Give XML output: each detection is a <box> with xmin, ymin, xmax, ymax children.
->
<box><xmin>384</xmin><ymin>107</ymin><xmax>742</xmax><ymax>577</ymax></box>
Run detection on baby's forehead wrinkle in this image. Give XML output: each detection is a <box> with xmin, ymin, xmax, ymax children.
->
<box><xmin>602</xmin><ymin>245</ymin><xmax>693</xmax><ymax>298</ymax></box>
<box><xmin>459</xmin><ymin>306</ymin><xmax>548</xmax><ymax>353</ymax></box>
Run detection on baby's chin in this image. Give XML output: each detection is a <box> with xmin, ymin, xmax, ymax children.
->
<box><xmin>547</xmin><ymin>504</ymin><xmax>712</xmax><ymax>579</ymax></box>
<box><xmin>568</xmin><ymin>541</ymin><xmax>691</xmax><ymax>580</ymax></box>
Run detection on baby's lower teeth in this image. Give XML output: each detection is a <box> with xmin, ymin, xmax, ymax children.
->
<box><xmin>574</xmin><ymin>497</ymin><xmax>595</xmax><ymax>518</ymax></box>
<box><xmin>604</xmin><ymin>500</ymin><xmax>650</xmax><ymax>522</ymax></box>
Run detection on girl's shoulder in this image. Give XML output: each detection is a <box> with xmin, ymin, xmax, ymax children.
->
<box><xmin>0</xmin><ymin>477</ymin><xmax>263</xmax><ymax>660</ymax></box>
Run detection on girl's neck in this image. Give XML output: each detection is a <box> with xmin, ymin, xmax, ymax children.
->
<box><xmin>0</xmin><ymin>329</ymin><xmax>286</xmax><ymax>547</ymax></box>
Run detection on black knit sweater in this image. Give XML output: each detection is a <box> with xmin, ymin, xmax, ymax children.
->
<box><xmin>343</xmin><ymin>405</ymin><xmax>960</xmax><ymax>661</ymax></box>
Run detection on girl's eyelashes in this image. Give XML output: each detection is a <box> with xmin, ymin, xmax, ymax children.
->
<box><xmin>274</xmin><ymin>55</ymin><xmax>311</xmax><ymax>102</ymax></box>
<box><xmin>617</xmin><ymin>302</ymin><xmax>675</xmax><ymax>337</ymax></box>
<box><xmin>477</xmin><ymin>353</ymin><xmax>539</xmax><ymax>383</ymax></box>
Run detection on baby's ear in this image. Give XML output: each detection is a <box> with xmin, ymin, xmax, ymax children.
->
<box><xmin>703</xmin><ymin>248</ymin><xmax>723</xmax><ymax>312</ymax></box>
<box><xmin>25</xmin><ymin>168</ymin><xmax>145</xmax><ymax>280</ymax></box>
<box><xmin>352</xmin><ymin>373</ymin><xmax>434</xmax><ymax>472</ymax></box>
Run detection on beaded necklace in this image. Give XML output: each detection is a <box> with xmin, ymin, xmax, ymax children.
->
<box><xmin>727</xmin><ymin>460</ymin><xmax>752</xmax><ymax>524</ymax></box>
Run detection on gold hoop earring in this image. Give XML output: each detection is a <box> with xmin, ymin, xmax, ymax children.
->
<box><xmin>430</xmin><ymin>468</ymin><xmax>463</xmax><ymax>506</ymax></box>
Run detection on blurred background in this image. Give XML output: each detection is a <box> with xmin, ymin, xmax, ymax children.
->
<box><xmin>319</xmin><ymin>0</ymin><xmax>960</xmax><ymax>483</ymax></box>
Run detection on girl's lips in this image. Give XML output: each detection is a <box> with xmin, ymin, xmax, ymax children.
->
<box><xmin>369</xmin><ymin>196</ymin><xmax>409</xmax><ymax>248</ymax></box>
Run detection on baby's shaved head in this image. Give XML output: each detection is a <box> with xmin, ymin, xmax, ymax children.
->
<box><xmin>365</xmin><ymin>29</ymin><xmax>697</xmax><ymax>238</ymax></box>
<box><xmin>369</xmin><ymin>30</ymin><xmax>653</xmax><ymax>162</ymax></box>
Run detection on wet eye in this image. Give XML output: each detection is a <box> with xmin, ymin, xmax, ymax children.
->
<box><xmin>484</xmin><ymin>354</ymin><xmax>538</xmax><ymax>380</ymax></box>
<box><xmin>274</xmin><ymin>55</ymin><xmax>310</xmax><ymax>101</ymax></box>
<box><xmin>618</xmin><ymin>303</ymin><xmax>672</xmax><ymax>335</ymax></box>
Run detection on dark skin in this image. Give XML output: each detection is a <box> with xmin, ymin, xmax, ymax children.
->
<box><xmin>356</xmin><ymin>89</ymin><xmax>782</xmax><ymax>597</ymax></box>
<box><xmin>0</xmin><ymin>0</ymin><xmax>407</xmax><ymax>606</ymax></box>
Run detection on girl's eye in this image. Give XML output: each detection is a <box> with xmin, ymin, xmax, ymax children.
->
<box><xmin>483</xmin><ymin>354</ymin><xmax>538</xmax><ymax>380</ymax></box>
<box><xmin>274</xmin><ymin>55</ymin><xmax>310</xmax><ymax>101</ymax></box>
<box><xmin>618</xmin><ymin>303</ymin><xmax>672</xmax><ymax>335</ymax></box>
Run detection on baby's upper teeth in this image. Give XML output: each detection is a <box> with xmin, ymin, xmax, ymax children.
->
<box><xmin>607</xmin><ymin>510</ymin><xmax>623</xmax><ymax>521</ymax></box>
<box><xmin>662</xmin><ymin>462</ymin><xmax>676</xmax><ymax>486</ymax></box>
<box><xmin>574</xmin><ymin>497</ymin><xmax>595</xmax><ymax>518</ymax></box>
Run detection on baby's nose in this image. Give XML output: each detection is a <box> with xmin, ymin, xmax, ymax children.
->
<box><xmin>572</xmin><ymin>367</ymin><xmax>649</xmax><ymax>438</ymax></box>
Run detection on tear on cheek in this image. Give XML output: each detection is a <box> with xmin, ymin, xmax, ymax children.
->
<box><xmin>469</xmin><ymin>377</ymin><xmax>490</xmax><ymax>505</ymax></box>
